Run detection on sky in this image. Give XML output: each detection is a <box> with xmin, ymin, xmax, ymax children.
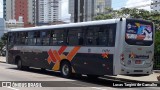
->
<box><xmin>0</xmin><ymin>0</ymin><xmax>152</xmax><ymax>21</ymax></box>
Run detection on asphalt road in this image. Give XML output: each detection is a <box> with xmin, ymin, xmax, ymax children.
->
<box><xmin>0</xmin><ymin>57</ymin><xmax>159</xmax><ymax>90</ymax></box>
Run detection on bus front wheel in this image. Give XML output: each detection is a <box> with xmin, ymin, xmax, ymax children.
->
<box><xmin>60</xmin><ymin>61</ymin><xmax>72</xmax><ymax>78</ymax></box>
<box><xmin>17</xmin><ymin>59</ymin><xmax>23</xmax><ymax>70</ymax></box>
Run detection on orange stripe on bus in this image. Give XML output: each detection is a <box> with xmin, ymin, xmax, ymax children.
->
<box><xmin>52</xmin><ymin>61</ymin><xmax>60</xmax><ymax>71</ymax></box>
<box><xmin>67</xmin><ymin>46</ymin><xmax>81</xmax><ymax>61</ymax></box>
<box><xmin>48</xmin><ymin>49</ymin><xmax>56</xmax><ymax>62</ymax></box>
<box><xmin>53</xmin><ymin>50</ymin><xmax>61</xmax><ymax>61</ymax></box>
<box><xmin>47</xmin><ymin>56</ymin><xmax>52</xmax><ymax>64</ymax></box>
<box><xmin>58</xmin><ymin>46</ymin><xmax>67</xmax><ymax>55</ymax></box>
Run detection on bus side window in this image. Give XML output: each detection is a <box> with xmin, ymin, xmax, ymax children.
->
<box><xmin>50</xmin><ymin>30</ymin><xmax>57</xmax><ymax>45</ymax></box>
<box><xmin>15</xmin><ymin>32</ymin><xmax>20</xmax><ymax>45</ymax></box>
<box><xmin>41</xmin><ymin>31</ymin><xmax>50</xmax><ymax>46</ymax></box>
<box><xmin>86</xmin><ymin>26</ymin><xmax>98</xmax><ymax>46</ymax></box>
<box><xmin>85</xmin><ymin>24</ymin><xmax>116</xmax><ymax>46</ymax></box>
<box><xmin>78</xmin><ymin>35</ymin><xmax>84</xmax><ymax>45</ymax></box>
<box><xmin>28</xmin><ymin>32</ymin><xmax>34</xmax><ymax>45</ymax></box>
<box><xmin>57</xmin><ymin>30</ymin><xmax>67</xmax><ymax>45</ymax></box>
<box><xmin>67</xmin><ymin>27</ymin><xmax>83</xmax><ymax>46</ymax></box>
<box><xmin>24</xmin><ymin>32</ymin><xmax>28</xmax><ymax>45</ymax></box>
<box><xmin>50</xmin><ymin>29</ymin><xmax>67</xmax><ymax>46</ymax></box>
<box><xmin>19</xmin><ymin>32</ymin><xmax>27</xmax><ymax>45</ymax></box>
<box><xmin>34</xmin><ymin>31</ymin><xmax>41</xmax><ymax>45</ymax></box>
<box><xmin>8</xmin><ymin>33</ymin><xmax>15</xmax><ymax>45</ymax></box>
<box><xmin>107</xmin><ymin>24</ymin><xmax>116</xmax><ymax>47</ymax></box>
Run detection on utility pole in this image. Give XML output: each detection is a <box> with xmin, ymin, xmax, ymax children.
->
<box><xmin>74</xmin><ymin>0</ymin><xmax>78</xmax><ymax>22</ymax></box>
<box><xmin>80</xmin><ymin>0</ymin><xmax>84</xmax><ymax>22</ymax></box>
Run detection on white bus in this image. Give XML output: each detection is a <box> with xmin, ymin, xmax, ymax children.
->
<box><xmin>7</xmin><ymin>18</ymin><xmax>154</xmax><ymax>78</ymax></box>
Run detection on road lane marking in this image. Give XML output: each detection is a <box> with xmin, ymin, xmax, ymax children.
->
<box><xmin>7</xmin><ymin>87</ymin><xmax>19</xmax><ymax>90</ymax></box>
<box><xmin>91</xmin><ymin>87</ymin><xmax>108</xmax><ymax>90</ymax></box>
<box><xmin>67</xmin><ymin>82</ymin><xmax>108</xmax><ymax>90</ymax></box>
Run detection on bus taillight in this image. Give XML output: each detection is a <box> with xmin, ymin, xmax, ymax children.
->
<box><xmin>121</xmin><ymin>54</ymin><xmax>124</xmax><ymax>62</ymax></box>
<box><xmin>121</xmin><ymin>54</ymin><xmax>125</xmax><ymax>65</ymax></box>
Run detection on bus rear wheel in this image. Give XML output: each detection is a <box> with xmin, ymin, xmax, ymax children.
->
<box><xmin>60</xmin><ymin>61</ymin><xmax>72</xmax><ymax>78</ymax></box>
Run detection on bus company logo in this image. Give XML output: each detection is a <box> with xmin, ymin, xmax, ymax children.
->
<box><xmin>101</xmin><ymin>52</ymin><xmax>109</xmax><ymax>59</ymax></box>
<box><xmin>47</xmin><ymin>46</ymin><xmax>81</xmax><ymax>70</ymax></box>
<box><xmin>129</xmin><ymin>52</ymin><xmax>135</xmax><ymax>59</ymax></box>
<box><xmin>129</xmin><ymin>53</ymin><xmax>149</xmax><ymax>59</ymax></box>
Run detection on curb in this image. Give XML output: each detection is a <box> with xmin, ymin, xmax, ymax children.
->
<box><xmin>0</xmin><ymin>61</ymin><xmax>6</xmax><ymax>63</ymax></box>
<box><xmin>103</xmin><ymin>76</ymin><xmax>160</xmax><ymax>85</ymax></box>
<box><xmin>154</xmin><ymin>70</ymin><xmax>160</xmax><ymax>73</ymax></box>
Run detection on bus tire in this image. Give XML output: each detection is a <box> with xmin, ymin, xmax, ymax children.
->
<box><xmin>87</xmin><ymin>75</ymin><xmax>99</xmax><ymax>79</ymax></box>
<box><xmin>41</xmin><ymin>68</ymin><xmax>46</xmax><ymax>72</ymax></box>
<box><xmin>60</xmin><ymin>61</ymin><xmax>72</xmax><ymax>78</ymax></box>
<box><xmin>17</xmin><ymin>59</ymin><xmax>24</xmax><ymax>70</ymax></box>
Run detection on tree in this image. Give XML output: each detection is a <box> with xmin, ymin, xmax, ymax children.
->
<box><xmin>155</xmin><ymin>31</ymin><xmax>160</xmax><ymax>54</ymax></box>
<box><xmin>0</xmin><ymin>33</ymin><xmax>8</xmax><ymax>50</ymax></box>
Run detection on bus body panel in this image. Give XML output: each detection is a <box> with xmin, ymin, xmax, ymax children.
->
<box><xmin>112</xmin><ymin>19</ymin><xmax>123</xmax><ymax>75</ymax></box>
<box><xmin>7</xmin><ymin>46</ymin><xmax>115</xmax><ymax>75</ymax></box>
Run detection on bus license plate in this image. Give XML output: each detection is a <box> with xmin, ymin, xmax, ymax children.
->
<box><xmin>135</xmin><ymin>60</ymin><xmax>142</xmax><ymax>64</ymax></box>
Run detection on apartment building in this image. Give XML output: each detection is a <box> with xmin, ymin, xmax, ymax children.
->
<box><xmin>36</xmin><ymin>0</ymin><xmax>61</xmax><ymax>24</ymax></box>
<box><xmin>3</xmin><ymin>0</ymin><xmax>35</xmax><ymax>27</ymax></box>
<box><xmin>69</xmin><ymin>0</ymin><xmax>112</xmax><ymax>22</ymax></box>
<box><xmin>3</xmin><ymin>0</ymin><xmax>61</xmax><ymax>27</ymax></box>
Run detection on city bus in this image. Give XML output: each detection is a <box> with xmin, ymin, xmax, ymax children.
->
<box><xmin>7</xmin><ymin>18</ymin><xmax>154</xmax><ymax>78</ymax></box>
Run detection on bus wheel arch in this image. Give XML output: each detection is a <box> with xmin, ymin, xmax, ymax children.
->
<box><xmin>15</xmin><ymin>55</ymin><xmax>28</xmax><ymax>70</ymax></box>
<box><xmin>60</xmin><ymin>59</ymin><xmax>72</xmax><ymax>78</ymax></box>
<box><xmin>15</xmin><ymin>55</ymin><xmax>21</xmax><ymax>65</ymax></box>
<box><xmin>15</xmin><ymin>55</ymin><xmax>23</xmax><ymax>70</ymax></box>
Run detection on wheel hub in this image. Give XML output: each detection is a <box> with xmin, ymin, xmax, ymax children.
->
<box><xmin>62</xmin><ymin>64</ymin><xmax>69</xmax><ymax>76</ymax></box>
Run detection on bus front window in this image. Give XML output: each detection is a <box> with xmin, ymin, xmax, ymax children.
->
<box><xmin>125</xmin><ymin>19</ymin><xmax>154</xmax><ymax>46</ymax></box>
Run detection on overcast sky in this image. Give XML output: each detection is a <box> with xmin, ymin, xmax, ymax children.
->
<box><xmin>0</xmin><ymin>0</ymin><xmax>152</xmax><ymax>21</ymax></box>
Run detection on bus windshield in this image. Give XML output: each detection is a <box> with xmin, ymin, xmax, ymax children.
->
<box><xmin>125</xmin><ymin>19</ymin><xmax>153</xmax><ymax>46</ymax></box>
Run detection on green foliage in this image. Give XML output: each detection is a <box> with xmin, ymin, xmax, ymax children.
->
<box><xmin>0</xmin><ymin>33</ymin><xmax>8</xmax><ymax>50</ymax></box>
<box><xmin>155</xmin><ymin>31</ymin><xmax>160</xmax><ymax>54</ymax></box>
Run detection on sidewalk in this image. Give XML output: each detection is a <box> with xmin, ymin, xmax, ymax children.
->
<box><xmin>113</xmin><ymin>73</ymin><xmax>160</xmax><ymax>82</ymax></box>
<box><xmin>154</xmin><ymin>70</ymin><xmax>160</xmax><ymax>73</ymax></box>
<box><xmin>0</xmin><ymin>56</ymin><xmax>6</xmax><ymax>63</ymax></box>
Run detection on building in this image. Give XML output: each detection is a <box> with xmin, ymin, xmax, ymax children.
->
<box><xmin>95</xmin><ymin>0</ymin><xmax>111</xmax><ymax>14</ymax></box>
<box><xmin>69</xmin><ymin>0</ymin><xmax>112</xmax><ymax>22</ymax></box>
<box><xmin>28</xmin><ymin>0</ymin><xmax>36</xmax><ymax>26</ymax></box>
<box><xmin>5</xmin><ymin>19</ymin><xmax>24</xmax><ymax>29</ymax></box>
<box><xmin>3</xmin><ymin>0</ymin><xmax>62</xmax><ymax>27</ymax></box>
<box><xmin>36</xmin><ymin>0</ymin><xmax>61</xmax><ymax>25</ymax></box>
<box><xmin>0</xmin><ymin>18</ymin><xmax>6</xmax><ymax>38</ymax></box>
<box><xmin>3</xmin><ymin>0</ymin><xmax>15</xmax><ymax>21</ymax></box>
<box><xmin>3</xmin><ymin>0</ymin><xmax>35</xmax><ymax>27</ymax></box>
<box><xmin>151</xmin><ymin>0</ymin><xmax>160</xmax><ymax>12</ymax></box>
<box><xmin>14</xmin><ymin>0</ymin><xmax>28</xmax><ymax>27</ymax></box>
